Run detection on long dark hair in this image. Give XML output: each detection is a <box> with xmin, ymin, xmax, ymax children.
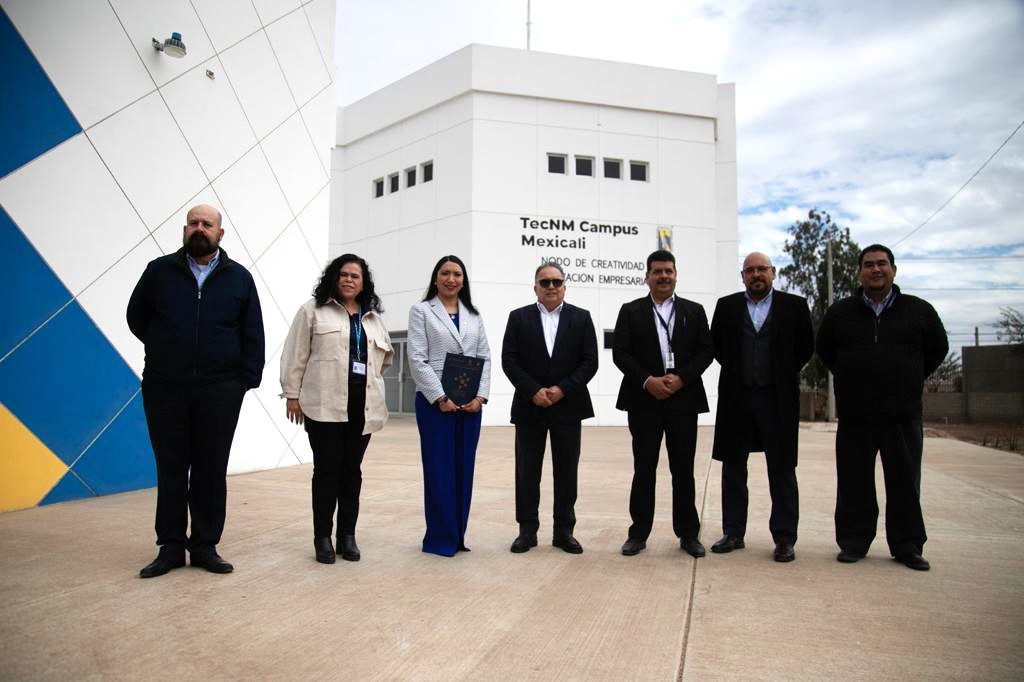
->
<box><xmin>422</xmin><ymin>254</ymin><xmax>478</xmax><ymax>315</ymax></box>
<box><xmin>313</xmin><ymin>254</ymin><xmax>382</xmax><ymax>312</ymax></box>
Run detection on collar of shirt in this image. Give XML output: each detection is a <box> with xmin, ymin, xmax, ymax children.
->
<box><xmin>861</xmin><ymin>287</ymin><xmax>895</xmax><ymax>317</ymax></box>
<box><xmin>745</xmin><ymin>288</ymin><xmax>773</xmax><ymax>331</ymax></box>
<box><xmin>186</xmin><ymin>249</ymin><xmax>221</xmax><ymax>288</ymax></box>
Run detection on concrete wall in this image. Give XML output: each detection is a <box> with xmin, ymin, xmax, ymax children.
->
<box><xmin>0</xmin><ymin>0</ymin><xmax>338</xmax><ymax>512</ymax></box>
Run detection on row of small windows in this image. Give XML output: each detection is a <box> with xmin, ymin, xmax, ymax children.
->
<box><xmin>547</xmin><ymin>153</ymin><xmax>649</xmax><ymax>182</ymax></box>
<box><xmin>374</xmin><ymin>161</ymin><xmax>434</xmax><ymax>198</ymax></box>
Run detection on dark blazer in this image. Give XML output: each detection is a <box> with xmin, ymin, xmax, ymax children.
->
<box><xmin>613</xmin><ymin>294</ymin><xmax>713</xmax><ymax>413</ymax></box>
<box><xmin>710</xmin><ymin>289</ymin><xmax>814</xmax><ymax>466</ymax></box>
<box><xmin>501</xmin><ymin>302</ymin><xmax>598</xmax><ymax>425</ymax></box>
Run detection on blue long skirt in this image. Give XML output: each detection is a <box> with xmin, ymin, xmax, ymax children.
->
<box><xmin>415</xmin><ymin>392</ymin><xmax>481</xmax><ymax>556</ymax></box>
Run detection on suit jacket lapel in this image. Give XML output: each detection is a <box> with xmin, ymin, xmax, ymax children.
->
<box><xmin>430</xmin><ymin>297</ymin><xmax>466</xmax><ymax>352</ymax></box>
<box><xmin>549</xmin><ymin>304</ymin><xmax>570</xmax><ymax>361</ymax></box>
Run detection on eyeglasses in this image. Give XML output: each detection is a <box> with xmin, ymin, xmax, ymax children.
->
<box><xmin>537</xmin><ymin>278</ymin><xmax>565</xmax><ymax>289</ymax></box>
<box><xmin>741</xmin><ymin>266</ymin><xmax>772</xmax><ymax>275</ymax></box>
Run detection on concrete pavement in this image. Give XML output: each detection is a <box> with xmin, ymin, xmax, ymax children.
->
<box><xmin>1</xmin><ymin>419</ymin><xmax>1022</xmax><ymax>680</ymax></box>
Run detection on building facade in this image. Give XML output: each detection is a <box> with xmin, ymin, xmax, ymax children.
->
<box><xmin>0</xmin><ymin>0</ymin><xmax>337</xmax><ymax>512</ymax></box>
<box><xmin>331</xmin><ymin>45</ymin><xmax>738</xmax><ymax>425</ymax></box>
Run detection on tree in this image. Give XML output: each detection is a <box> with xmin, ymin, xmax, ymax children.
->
<box><xmin>995</xmin><ymin>306</ymin><xmax>1024</xmax><ymax>353</ymax></box>
<box><xmin>925</xmin><ymin>352</ymin><xmax>962</xmax><ymax>392</ymax></box>
<box><xmin>779</xmin><ymin>209</ymin><xmax>861</xmax><ymax>389</ymax></box>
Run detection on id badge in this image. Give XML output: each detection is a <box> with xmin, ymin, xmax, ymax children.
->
<box><xmin>665</xmin><ymin>352</ymin><xmax>675</xmax><ymax>370</ymax></box>
<box><xmin>352</xmin><ymin>361</ymin><xmax>367</xmax><ymax>376</ymax></box>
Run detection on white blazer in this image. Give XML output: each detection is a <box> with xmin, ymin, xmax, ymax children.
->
<box><xmin>407</xmin><ymin>297</ymin><xmax>491</xmax><ymax>404</ymax></box>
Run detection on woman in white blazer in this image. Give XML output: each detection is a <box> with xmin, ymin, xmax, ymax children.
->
<box><xmin>281</xmin><ymin>254</ymin><xmax>393</xmax><ymax>564</ymax></box>
<box><xmin>408</xmin><ymin>255</ymin><xmax>491</xmax><ymax>556</ymax></box>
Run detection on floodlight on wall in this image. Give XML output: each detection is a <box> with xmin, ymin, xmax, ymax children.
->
<box><xmin>152</xmin><ymin>32</ymin><xmax>186</xmax><ymax>58</ymax></box>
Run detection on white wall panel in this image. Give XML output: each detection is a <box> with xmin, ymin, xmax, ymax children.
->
<box><xmin>76</xmin><ymin>235</ymin><xmax>163</xmax><ymax>378</ymax></box>
<box><xmin>191</xmin><ymin>0</ymin><xmax>261</xmax><ymax>52</ymax></box>
<box><xmin>471</xmin><ymin>120</ymin><xmax>534</xmax><ymax>215</ymax></box>
<box><xmin>250</xmin><ymin>265</ymin><xmax>290</xmax><ymax>356</ymax></box>
<box><xmin>109</xmin><ymin>0</ymin><xmax>215</xmax><ymax>87</ymax></box>
<box><xmin>219</xmin><ymin>30</ymin><xmax>295</xmax><ymax>140</ymax></box>
<box><xmin>212</xmin><ymin>146</ymin><xmax>293</xmax><ymax>262</ymax></box>
<box><xmin>303</xmin><ymin>0</ymin><xmax>336</xmax><ymax>67</ymax></box>
<box><xmin>228</xmin><ymin>397</ymin><xmax>290</xmax><ymax>474</ymax></box>
<box><xmin>88</xmin><ymin>91</ymin><xmax>207</xmax><ymax>229</ymax></box>
<box><xmin>261</xmin><ymin>112</ymin><xmax>327</xmax><ymax>214</ymax></box>
<box><xmin>296</xmin><ymin>185</ymin><xmax>330</xmax><ymax>265</ymax></box>
<box><xmin>265</xmin><ymin>7</ymin><xmax>329</xmax><ymax>106</ymax></box>
<box><xmin>301</xmin><ymin>85</ymin><xmax>337</xmax><ymax>172</ymax></box>
<box><xmin>658</xmin><ymin>114</ymin><xmax>714</xmax><ymax>143</ymax></box>
<box><xmin>656</xmin><ymin>139</ymin><xmax>716</xmax><ymax>228</ymax></box>
<box><xmin>256</xmin><ymin>225</ymin><xmax>322</xmax><ymax>326</ymax></box>
<box><xmin>536</xmin><ymin>99</ymin><xmax>599</xmax><ymax>130</ymax></box>
<box><xmin>3</xmin><ymin>0</ymin><xmax>154</xmax><ymax>129</ymax></box>
<box><xmin>161</xmin><ymin>57</ymin><xmax>257</xmax><ymax>180</ymax></box>
<box><xmin>252</xmin><ymin>0</ymin><xmax>300</xmax><ymax>26</ymax></box>
<box><xmin>0</xmin><ymin>134</ymin><xmax>149</xmax><ymax>295</ymax></box>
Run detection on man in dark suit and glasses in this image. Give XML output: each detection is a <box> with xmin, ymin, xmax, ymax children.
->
<box><xmin>709</xmin><ymin>252</ymin><xmax>814</xmax><ymax>562</ymax></box>
<box><xmin>613</xmin><ymin>250</ymin><xmax>714</xmax><ymax>558</ymax></box>
<box><xmin>502</xmin><ymin>261</ymin><xmax>599</xmax><ymax>554</ymax></box>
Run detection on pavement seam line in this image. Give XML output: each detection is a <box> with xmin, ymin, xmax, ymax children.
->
<box><xmin>677</xmin><ymin>447</ymin><xmax>714</xmax><ymax>681</ymax></box>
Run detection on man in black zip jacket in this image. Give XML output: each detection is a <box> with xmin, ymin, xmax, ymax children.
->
<box><xmin>817</xmin><ymin>244</ymin><xmax>947</xmax><ymax>571</ymax></box>
<box><xmin>127</xmin><ymin>204</ymin><xmax>265</xmax><ymax>578</ymax></box>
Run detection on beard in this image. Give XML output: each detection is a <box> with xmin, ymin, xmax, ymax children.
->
<box><xmin>185</xmin><ymin>232</ymin><xmax>216</xmax><ymax>259</ymax></box>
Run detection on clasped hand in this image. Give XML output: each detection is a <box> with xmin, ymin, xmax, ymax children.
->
<box><xmin>439</xmin><ymin>396</ymin><xmax>483</xmax><ymax>413</ymax></box>
<box><xmin>531</xmin><ymin>386</ymin><xmax>565</xmax><ymax>407</ymax></box>
<box><xmin>646</xmin><ymin>374</ymin><xmax>682</xmax><ymax>400</ymax></box>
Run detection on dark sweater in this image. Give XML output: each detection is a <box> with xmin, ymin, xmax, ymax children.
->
<box><xmin>816</xmin><ymin>285</ymin><xmax>947</xmax><ymax>422</ymax></box>
<box><xmin>127</xmin><ymin>247</ymin><xmax>265</xmax><ymax>388</ymax></box>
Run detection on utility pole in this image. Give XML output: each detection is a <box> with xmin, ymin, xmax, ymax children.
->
<box><xmin>526</xmin><ymin>1</ymin><xmax>532</xmax><ymax>50</ymax></box>
<box><xmin>974</xmin><ymin>326</ymin><xmax>979</xmax><ymax>346</ymax></box>
<box><xmin>826</xmin><ymin>238</ymin><xmax>836</xmax><ymax>421</ymax></box>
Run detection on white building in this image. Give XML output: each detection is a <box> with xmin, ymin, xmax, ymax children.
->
<box><xmin>331</xmin><ymin>44</ymin><xmax>737</xmax><ymax>426</ymax></box>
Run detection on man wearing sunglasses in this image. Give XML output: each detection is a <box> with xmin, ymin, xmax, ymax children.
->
<box><xmin>501</xmin><ymin>261</ymin><xmax>599</xmax><ymax>554</ymax></box>
<box><xmin>709</xmin><ymin>252</ymin><xmax>813</xmax><ymax>563</ymax></box>
<box><xmin>613</xmin><ymin>250</ymin><xmax>714</xmax><ymax>558</ymax></box>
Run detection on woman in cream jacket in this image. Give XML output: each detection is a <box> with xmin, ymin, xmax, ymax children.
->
<box><xmin>281</xmin><ymin>254</ymin><xmax>393</xmax><ymax>563</ymax></box>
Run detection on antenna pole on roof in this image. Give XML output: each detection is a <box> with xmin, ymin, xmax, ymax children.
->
<box><xmin>527</xmin><ymin>0</ymin><xmax>532</xmax><ymax>50</ymax></box>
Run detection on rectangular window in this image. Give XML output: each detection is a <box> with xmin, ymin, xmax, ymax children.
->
<box><xmin>389</xmin><ymin>173</ymin><xmax>399</xmax><ymax>193</ymax></box>
<box><xmin>630</xmin><ymin>161</ymin><xmax>649</xmax><ymax>182</ymax></box>
<box><xmin>575</xmin><ymin>156</ymin><xmax>593</xmax><ymax>176</ymax></box>
<box><xmin>373</xmin><ymin>178</ymin><xmax>384</xmax><ymax>198</ymax></box>
<box><xmin>406</xmin><ymin>167</ymin><xmax>416</xmax><ymax>188</ymax></box>
<box><xmin>603</xmin><ymin>158</ymin><xmax>622</xmax><ymax>179</ymax></box>
<box><xmin>547</xmin><ymin>153</ymin><xmax>567</xmax><ymax>174</ymax></box>
<box><xmin>422</xmin><ymin>161</ymin><xmax>433</xmax><ymax>182</ymax></box>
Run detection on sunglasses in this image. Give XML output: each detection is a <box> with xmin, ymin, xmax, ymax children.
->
<box><xmin>536</xmin><ymin>278</ymin><xmax>565</xmax><ymax>289</ymax></box>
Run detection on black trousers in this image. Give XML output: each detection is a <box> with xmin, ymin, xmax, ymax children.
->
<box><xmin>514</xmin><ymin>421</ymin><xmax>581</xmax><ymax>537</ymax></box>
<box><xmin>626</xmin><ymin>410</ymin><xmax>700</xmax><ymax>540</ymax></box>
<box><xmin>835</xmin><ymin>419</ymin><xmax>926</xmax><ymax>557</ymax></box>
<box><xmin>721</xmin><ymin>386</ymin><xmax>799</xmax><ymax>544</ymax></box>
<box><xmin>305</xmin><ymin>384</ymin><xmax>370</xmax><ymax>538</ymax></box>
<box><xmin>141</xmin><ymin>378</ymin><xmax>246</xmax><ymax>558</ymax></box>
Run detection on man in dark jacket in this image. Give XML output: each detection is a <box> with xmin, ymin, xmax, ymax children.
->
<box><xmin>613</xmin><ymin>250</ymin><xmax>714</xmax><ymax>558</ymax></box>
<box><xmin>127</xmin><ymin>204</ymin><xmax>265</xmax><ymax>578</ymax></box>
<box><xmin>710</xmin><ymin>252</ymin><xmax>813</xmax><ymax>562</ymax></box>
<box><xmin>817</xmin><ymin>244</ymin><xmax>947</xmax><ymax>571</ymax></box>
<box><xmin>501</xmin><ymin>261</ymin><xmax>598</xmax><ymax>554</ymax></box>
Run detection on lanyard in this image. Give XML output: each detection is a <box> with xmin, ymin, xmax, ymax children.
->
<box><xmin>350</xmin><ymin>309</ymin><xmax>364</xmax><ymax>361</ymax></box>
<box><xmin>652</xmin><ymin>295</ymin><xmax>675</xmax><ymax>344</ymax></box>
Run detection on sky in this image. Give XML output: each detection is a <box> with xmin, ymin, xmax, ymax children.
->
<box><xmin>335</xmin><ymin>0</ymin><xmax>1024</xmax><ymax>351</ymax></box>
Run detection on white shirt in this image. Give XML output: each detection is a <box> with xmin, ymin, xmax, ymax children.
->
<box><xmin>536</xmin><ymin>301</ymin><xmax>563</xmax><ymax>356</ymax></box>
<box><xmin>651</xmin><ymin>294</ymin><xmax>675</xmax><ymax>368</ymax></box>
<box><xmin>745</xmin><ymin>289</ymin><xmax>773</xmax><ymax>332</ymax></box>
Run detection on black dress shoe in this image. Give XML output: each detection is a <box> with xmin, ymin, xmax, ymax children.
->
<box><xmin>680</xmin><ymin>537</ymin><xmax>706</xmax><ymax>558</ymax></box>
<box><xmin>314</xmin><ymin>537</ymin><xmax>336</xmax><ymax>564</ymax></box>
<box><xmin>837</xmin><ymin>549</ymin><xmax>866</xmax><ymax>563</ymax></box>
<box><xmin>139</xmin><ymin>554</ymin><xmax>185</xmax><ymax>579</ymax></box>
<box><xmin>895</xmin><ymin>553</ymin><xmax>930</xmax><ymax>571</ymax></box>
<box><xmin>552</xmin><ymin>535</ymin><xmax>583</xmax><ymax>554</ymax></box>
<box><xmin>510</xmin><ymin>534</ymin><xmax>538</xmax><ymax>553</ymax></box>
<box><xmin>773</xmin><ymin>542</ymin><xmax>795</xmax><ymax>563</ymax></box>
<box><xmin>621</xmin><ymin>538</ymin><xmax>646</xmax><ymax>556</ymax></box>
<box><xmin>711</xmin><ymin>535</ymin><xmax>745</xmax><ymax>554</ymax></box>
<box><xmin>338</xmin><ymin>535</ymin><xmax>361</xmax><ymax>562</ymax></box>
<box><xmin>190</xmin><ymin>552</ymin><xmax>233</xmax><ymax>574</ymax></box>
